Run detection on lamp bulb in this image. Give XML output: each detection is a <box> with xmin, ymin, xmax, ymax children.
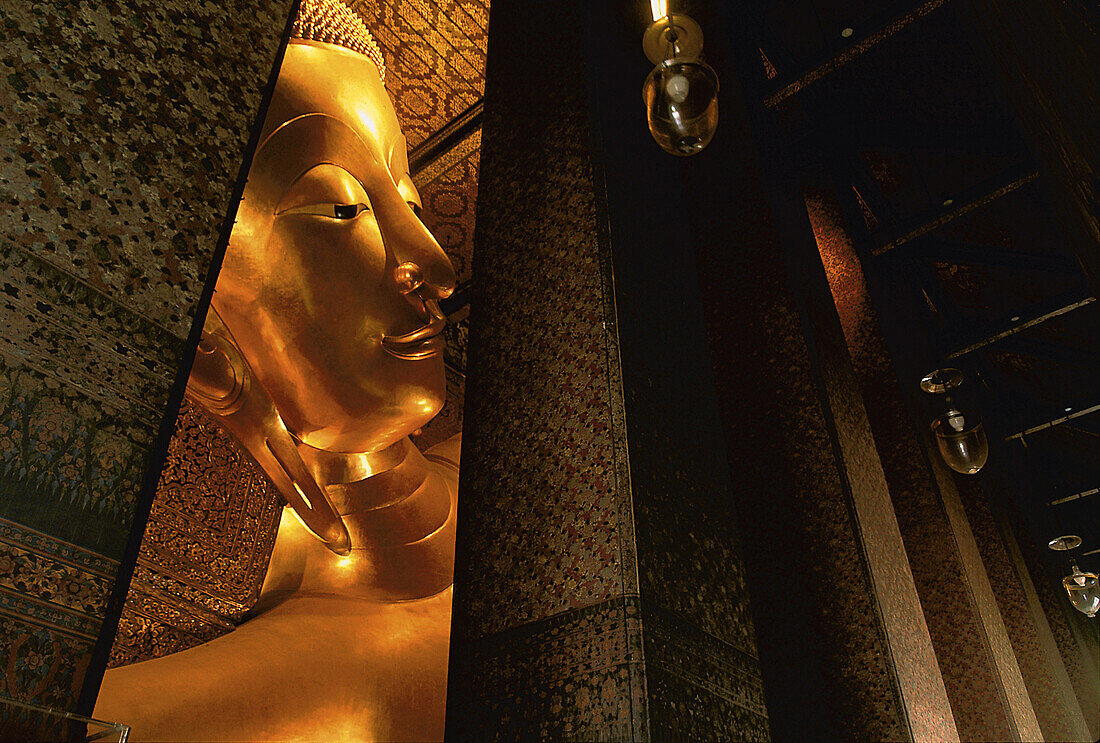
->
<box><xmin>1063</xmin><ymin>567</ymin><xmax>1100</xmax><ymax>617</ymax></box>
<box><xmin>642</xmin><ymin>59</ymin><xmax>719</xmax><ymax>156</ymax></box>
<box><xmin>947</xmin><ymin>410</ymin><xmax>966</xmax><ymax>432</ymax></box>
<box><xmin>666</xmin><ymin>74</ymin><xmax>690</xmax><ymax>103</ymax></box>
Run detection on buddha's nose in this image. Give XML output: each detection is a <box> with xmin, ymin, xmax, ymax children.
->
<box><xmin>388</xmin><ymin>208</ymin><xmax>455</xmax><ymax>301</ymax></box>
<box><xmin>373</xmin><ymin>178</ymin><xmax>456</xmax><ymax>299</ymax></box>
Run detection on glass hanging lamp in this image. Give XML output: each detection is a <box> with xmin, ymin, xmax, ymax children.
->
<box><xmin>642</xmin><ymin>1</ymin><xmax>718</xmax><ymax>156</ymax></box>
<box><xmin>921</xmin><ymin>368</ymin><xmax>989</xmax><ymax>475</ymax></box>
<box><xmin>1049</xmin><ymin>535</ymin><xmax>1099</xmax><ymax>618</ymax></box>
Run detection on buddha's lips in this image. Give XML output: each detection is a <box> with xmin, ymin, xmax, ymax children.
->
<box><xmin>381</xmin><ymin>311</ymin><xmax>445</xmax><ymax>360</ymax></box>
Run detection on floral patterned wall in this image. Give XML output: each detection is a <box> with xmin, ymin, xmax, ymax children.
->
<box><xmin>0</xmin><ymin>0</ymin><xmax>294</xmax><ymax>725</ymax></box>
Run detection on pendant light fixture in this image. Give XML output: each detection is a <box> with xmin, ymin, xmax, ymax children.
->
<box><xmin>642</xmin><ymin>1</ymin><xmax>719</xmax><ymax>156</ymax></box>
<box><xmin>1048</xmin><ymin>535</ymin><xmax>1099</xmax><ymax>618</ymax></box>
<box><xmin>920</xmin><ymin>368</ymin><xmax>989</xmax><ymax>475</ymax></box>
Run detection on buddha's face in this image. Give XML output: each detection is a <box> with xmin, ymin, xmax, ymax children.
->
<box><xmin>212</xmin><ymin>41</ymin><xmax>455</xmax><ymax>453</ymax></box>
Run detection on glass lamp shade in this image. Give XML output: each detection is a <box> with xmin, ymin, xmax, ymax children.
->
<box><xmin>930</xmin><ymin>409</ymin><xmax>988</xmax><ymax>474</ymax></box>
<box><xmin>1063</xmin><ymin>567</ymin><xmax>1099</xmax><ymax>617</ymax></box>
<box><xmin>642</xmin><ymin>58</ymin><xmax>718</xmax><ymax>156</ymax></box>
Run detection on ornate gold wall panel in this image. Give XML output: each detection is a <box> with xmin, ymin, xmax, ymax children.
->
<box><xmin>108</xmin><ymin>401</ymin><xmax>281</xmax><ymax>667</ymax></box>
<box><xmin>349</xmin><ymin>0</ymin><xmax>487</xmax><ymax>147</ymax></box>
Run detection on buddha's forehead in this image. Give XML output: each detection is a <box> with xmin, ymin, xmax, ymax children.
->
<box><xmin>264</xmin><ymin>41</ymin><xmax>405</xmax><ymax>170</ymax></box>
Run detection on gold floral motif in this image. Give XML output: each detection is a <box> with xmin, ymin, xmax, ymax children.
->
<box><xmin>108</xmin><ymin>400</ymin><xmax>281</xmax><ymax>667</ymax></box>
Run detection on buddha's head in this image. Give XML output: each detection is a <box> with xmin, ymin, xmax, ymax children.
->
<box><xmin>209</xmin><ymin>0</ymin><xmax>455</xmax><ymax>455</ymax></box>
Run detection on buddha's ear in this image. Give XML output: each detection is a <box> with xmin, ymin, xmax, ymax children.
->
<box><xmin>185</xmin><ymin>308</ymin><xmax>351</xmax><ymax>555</ymax></box>
<box><xmin>186</xmin><ymin>308</ymin><xmax>249</xmax><ymax>416</ymax></box>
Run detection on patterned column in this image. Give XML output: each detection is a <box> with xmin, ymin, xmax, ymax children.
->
<box><xmin>0</xmin><ymin>0</ymin><xmax>294</xmax><ymax>726</ymax></box>
<box><xmin>804</xmin><ymin>167</ymin><xmax>1040</xmax><ymax>741</ymax></box>
<box><xmin>676</xmin><ymin>7</ymin><xmax>956</xmax><ymax>737</ymax></box>
<box><xmin>446</xmin><ymin>1</ymin><xmax>768</xmax><ymax>741</ymax></box>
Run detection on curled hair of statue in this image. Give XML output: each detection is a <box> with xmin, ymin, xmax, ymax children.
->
<box><xmin>292</xmin><ymin>0</ymin><xmax>387</xmax><ymax>84</ymax></box>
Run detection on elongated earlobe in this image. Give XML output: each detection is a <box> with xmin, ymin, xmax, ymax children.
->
<box><xmin>186</xmin><ymin>308</ymin><xmax>351</xmax><ymax>555</ymax></box>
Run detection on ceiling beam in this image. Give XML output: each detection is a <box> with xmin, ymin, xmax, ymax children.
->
<box><xmin>763</xmin><ymin>0</ymin><xmax>952</xmax><ymax>108</ymax></box>
<box><xmin>988</xmin><ymin>335</ymin><xmax>1100</xmax><ymax>370</ymax></box>
<box><xmin>1049</xmin><ymin>487</ymin><xmax>1099</xmax><ymax>507</ymax></box>
<box><xmin>920</xmin><ymin>236</ymin><xmax>1080</xmax><ymax>276</ymax></box>
<box><xmin>409</xmin><ymin>99</ymin><xmax>484</xmax><ymax>175</ymax></box>
<box><xmin>1005</xmin><ymin>403</ymin><xmax>1100</xmax><ymax>442</ymax></box>
<box><xmin>873</xmin><ymin>165</ymin><xmax>1038</xmax><ymax>256</ymax></box>
<box><xmin>946</xmin><ymin>292</ymin><xmax>1094</xmax><ymax>359</ymax></box>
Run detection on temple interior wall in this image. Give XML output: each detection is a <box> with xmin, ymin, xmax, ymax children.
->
<box><xmin>0</xmin><ymin>0</ymin><xmax>293</xmax><ymax>721</ymax></box>
<box><xmin>0</xmin><ymin>1</ymin><xmax>1095</xmax><ymax>741</ymax></box>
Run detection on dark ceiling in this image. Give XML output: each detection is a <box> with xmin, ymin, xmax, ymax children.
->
<box><xmin>745</xmin><ymin>0</ymin><xmax>1099</xmax><ymax>573</ymax></box>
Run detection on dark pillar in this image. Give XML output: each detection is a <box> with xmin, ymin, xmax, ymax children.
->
<box><xmin>676</xmin><ymin>26</ymin><xmax>948</xmax><ymax>743</ymax></box>
<box><xmin>446</xmin><ymin>1</ymin><xmax>768</xmax><ymax>740</ymax></box>
<box><xmin>953</xmin><ymin>471</ymin><xmax>1095</xmax><ymax>741</ymax></box>
<box><xmin>802</xmin><ymin>161</ymin><xmax>1046</xmax><ymax>741</ymax></box>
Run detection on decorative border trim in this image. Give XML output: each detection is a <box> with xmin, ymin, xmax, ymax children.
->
<box><xmin>0</xmin><ymin>587</ymin><xmax>99</xmax><ymax>641</ymax></box>
<box><xmin>0</xmin><ymin>517</ymin><xmax>118</xmax><ymax>579</ymax></box>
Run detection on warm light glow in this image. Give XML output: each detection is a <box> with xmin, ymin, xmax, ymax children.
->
<box><xmin>650</xmin><ymin>0</ymin><xmax>667</xmax><ymax>22</ymax></box>
<box><xmin>293</xmin><ymin>480</ymin><xmax>314</xmax><ymax>510</ymax></box>
<box><xmin>287</xmin><ymin>505</ymin><xmax>314</xmax><ymax>534</ymax></box>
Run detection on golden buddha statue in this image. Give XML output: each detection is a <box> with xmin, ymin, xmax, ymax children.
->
<box><xmin>93</xmin><ymin>1</ymin><xmax>460</xmax><ymax>739</ymax></box>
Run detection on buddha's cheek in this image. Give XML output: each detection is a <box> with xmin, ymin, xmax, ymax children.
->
<box><xmin>266</xmin><ymin>218</ymin><xmax>391</xmax><ymax>313</ymax></box>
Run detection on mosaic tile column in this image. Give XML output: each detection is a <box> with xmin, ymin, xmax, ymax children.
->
<box><xmin>989</xmin><ymin>465</ymin><xmax>1100</xmax><ymax>743</ymax></box>
<box><xmin>803</xmin><ymin>168</ymin><xmax>1042</xmax><ymax>742</ymax></box>
<box><xmin>0</xmin><ymin>0</ymin><xmax>293</xmax><ymax>726</ymax></box>
<box><xmin>685</xmin><ymin>3</ymin><xmax>960</xmax><ymax>741</ymax></box>
<box><xmin>948</xmin><ymin>470</ymin><xmax>1094</xmax><ymax>741</ymax></box>
<box><xmin>446</xmin><ymin>1</ymin><xmax>768</xmax><ymax>741</ymax></box>
<box><xmin>802</xmin><ymin>137</ymin><xmax>1100</xmax><ymax>742</ymax></box>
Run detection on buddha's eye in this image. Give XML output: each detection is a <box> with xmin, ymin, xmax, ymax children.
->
<box><xmin>334</xmin><ymin>203</ymin><xmax>368</xmax><ymax>219</ymax></box>
<box><xmin>277</xmin><ymin>203</ymin><xmax>371</xmax><ymax>219</ymax></box>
